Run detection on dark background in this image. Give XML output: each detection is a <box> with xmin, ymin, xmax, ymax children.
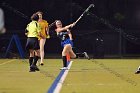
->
<box><xmin>0</xmin><ymin>0</ymin><xmax>140</xmax><ymax>58</ymax></box>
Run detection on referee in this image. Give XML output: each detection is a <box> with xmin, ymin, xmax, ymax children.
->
<box><xmin>25</xmin><ymin>13</ymin><xmax>42</xmax><ymax>72</ymax></box>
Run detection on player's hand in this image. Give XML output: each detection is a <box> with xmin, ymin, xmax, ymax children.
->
<box><xmin>71</xmin><ymin>22</ymin><xmax>76</xmax><ymax>28</ymax></box>
<box><xmin>41</xmin><ymin>36</ymin><xmax>46</xmax><ymax>39</ymax></box>
<box><xmin>73</xmin><ymin>22</ymin><xmax>76</xmax><ymax>26</ymax></box>
<box><xmin>70</xmin><ymin>23</ymin><xmax>74</xmax><ymax>28</ymax></box>
<box><xmin>39</xmin><ymin>34</ymin><xmax>46</xmax><ymax>39</ymax></box>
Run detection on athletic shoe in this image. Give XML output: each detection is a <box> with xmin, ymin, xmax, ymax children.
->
<box><xmin>83</xmin><ymin>52</ymin><xmax>90</xmax><ymax>60</ymax></box>
<box><xmin>135</xmin><ymin>70</ymin><xmax>140</xmax><ymax>74</ymax></box>
<box><xmin>40</xmin><ymin>62</ymin><xmax>44</xmax><ymax>66</ymax></box>
<box><xmin>138</xmin><ymin>66</ymin><xmax>140</xmax><ymax>70</ymax></box>
<box><xmin>29</xmin><ymin>70</ymin><xmax>35</xmax><ymax>72</ymax></box>
<box><xmin>135</xmin><ymin>66</ymin><xmax>140</xmax><ymax>74</ymax></box>
<box><xmin>35</xmin><ymin>66</ymin><xmax>40</xmax><ymax>71</ymax></box>
<box><xmin>60</xmin><ymin>67</ymin><xmax>69</xmax><ymax>70</ymax></box>
<box><xmin>29</xmin><ymin>65</ymin><xmax>38</xmax><ymax>72</ymax></box>
<box><xmin>29</xmin><ymin>67</ymin><xmax>35</xmax><ymax>72</ymax></box>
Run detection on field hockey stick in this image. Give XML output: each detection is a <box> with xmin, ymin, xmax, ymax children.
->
<box><xmin>48</xmin><ymin>21</ymin><xmax>56</xmax><ymax>28</ymax></box>
<box><xmin>73</xmin><ymin>4</ymin><xmax>94</xmax><ymax>26</ymax></box>
<box><xmin>45</xmin><ymin>21</ymin><xmax>57</xmax><ymax>36</ymax></box>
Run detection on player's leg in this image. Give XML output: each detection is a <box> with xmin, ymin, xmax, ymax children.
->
<box><xmin>39</xmin><ymin>38</ymin><xmax>46</xmax><ymax>65</ymax></box>
<box><xmin>66</xmin><ymin>54</ymin><xmax>71</xmax><ymax>62</ymax></box>
<box><xmin>69</xmin><ymin>48</ymin><xmax>90</xmax><ymax>60</ymax></box>
<box><xmin>32</xmin><ymin>38</ymin><xmax>40</xmax><ymax>71</ymax></box>
<box><xmin>69</xmin><ymin>47</ymin><xmax>76</xmax><ymax>58</ymax></box>
<box><xmin>33</xmin><ymin>49</ymin><xmax>40</xmax><ymax>71</ymax></box>
<box><xmin>29</xmin><ymin>49</ymin><xmax>35</xmax><ymax>72</ymax></box>
<box><xmin>29</xmin><ymin>49</ymin><xmax>34</xmax><ymax>66</ymax></box>
<box><xmin>25</xmin><ymin>38</ymin><xmax>35</xmax><ymax>72</ymax></box>
<box><xmin>61</xmin><ymin>44</ymin><xmax>71</xmax><ymax>69</ymax></box>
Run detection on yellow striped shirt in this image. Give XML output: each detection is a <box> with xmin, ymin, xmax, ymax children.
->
<box><xmin>26</xmin><ymin>21</ymin><xmax>41</xmax><ymax>38</ymax></box>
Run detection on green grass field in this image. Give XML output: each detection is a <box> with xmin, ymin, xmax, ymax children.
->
<box><xmin>0</xmin><ymin>59</ymin><xmax>140</xmax><ymax>93</ymax></box>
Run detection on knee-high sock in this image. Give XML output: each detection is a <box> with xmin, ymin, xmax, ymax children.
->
<box><xmin>33</xmin><ymin>56</ymin><xmax>39</xmax><ymax>66</ymax></box>
<box><xmin>29</xmin><ymin>57</ymin><xmax>33</xmax><ymax>66</ymax></box>
<box><xmin>62</xmin><ymin>56</ymin><xmax>67</xmax><ymax>67</ymax></box>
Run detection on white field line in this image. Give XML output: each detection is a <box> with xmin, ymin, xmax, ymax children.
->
<box><xmin>53</xmin><ymin>61</ymin><xmax>73</xmax><ymax>93</ymax></box>
<box><xmin>0</xmin><ymin>59</ymin><xmax>15</xmax><ymax>66</ymax></box>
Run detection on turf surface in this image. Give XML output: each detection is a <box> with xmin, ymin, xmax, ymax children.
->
<box><xmin>0</xmin><ymin>59</ymin><xmax>140</xmax><ymax>93</ymax></box>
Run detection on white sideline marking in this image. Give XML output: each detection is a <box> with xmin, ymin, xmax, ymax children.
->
<box><xmin>0</xmin><ymin>59</ymin><xmax>15</xmax><ymax>66</ymax></box>
<box><xmin>53</xmin><ymin>61</ymin><xmax>73</xmax><ymax>93</ymax></box>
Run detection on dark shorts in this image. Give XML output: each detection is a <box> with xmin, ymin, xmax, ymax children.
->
<box><xmin>25</xmin><ymin>37</ymin><xmax>40</xmax><ymax>50</ymax></box>
<box><xmin>61</xmin><ymin>39</ymin><xmax>73</xmax><ymax>48</ymax></box>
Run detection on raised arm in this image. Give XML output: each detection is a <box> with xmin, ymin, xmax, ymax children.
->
<box><xmin>67</xmin><ymin>29</ymin><xmax>73</xmax><ymax>40</ymax></box>
<box><xmin>55</xmin><ymin>23</ymin><xmax>75</xmax><ymax>32</ymax></box>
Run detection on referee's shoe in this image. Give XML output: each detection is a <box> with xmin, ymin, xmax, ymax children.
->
<box><xmin>29</xmin><ymin>65</ymin><xmax>40</xmax><ymax>72</ymax></box>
